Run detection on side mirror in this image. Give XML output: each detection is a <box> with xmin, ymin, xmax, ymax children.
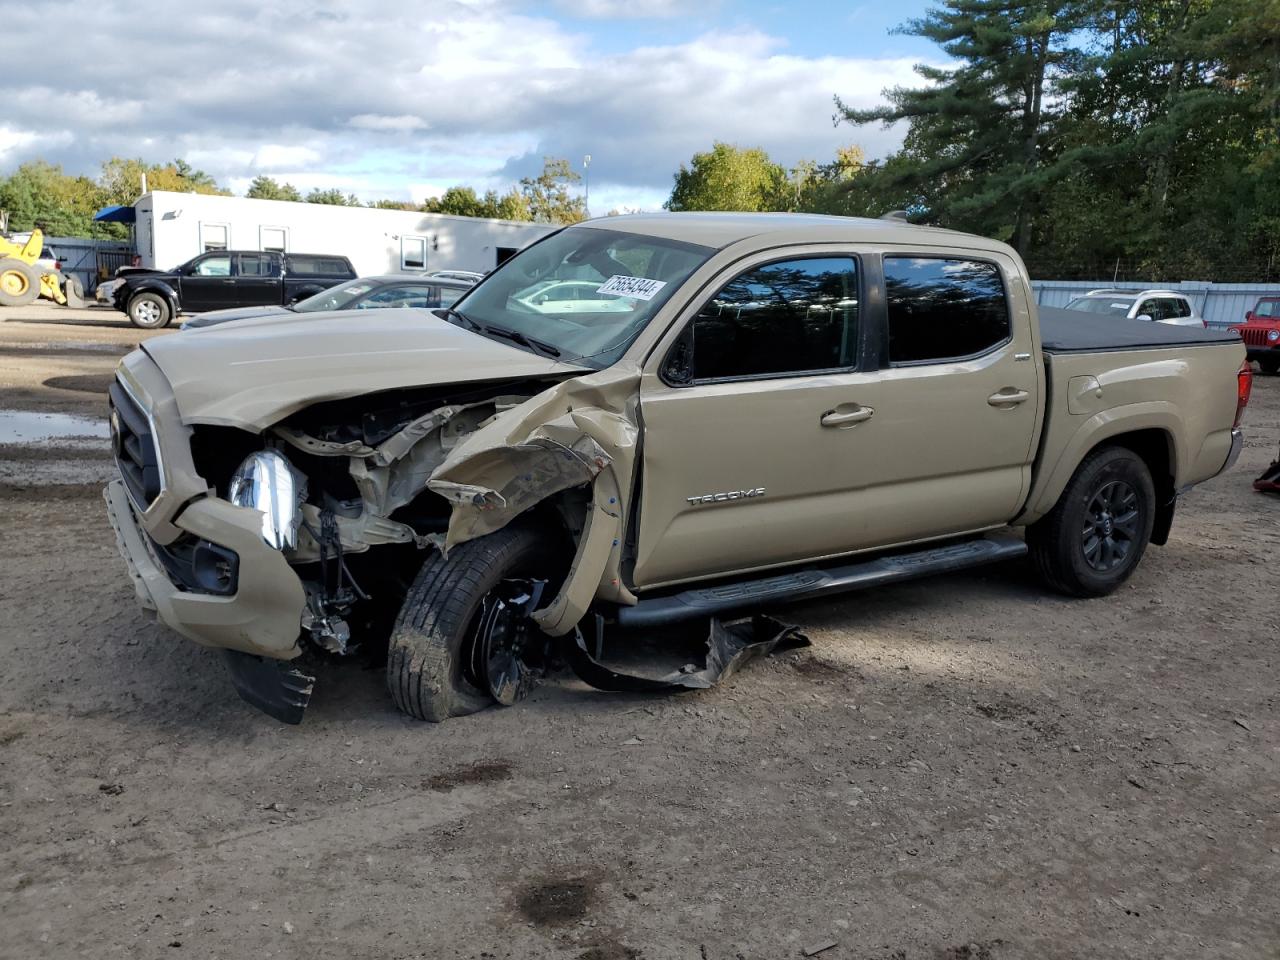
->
<box><xmin>1245</xmin><ymin>312</ymin><xmax>1254</xmax><ymax>322</ymax></box>
<box><xmin>1136</xmin><ymin>313</ymin><xmax>1153</xmax><ymax>323</ymax></box>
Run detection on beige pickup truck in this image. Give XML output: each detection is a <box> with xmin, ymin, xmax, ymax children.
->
<box><xmin>103</xmin><ymin>214</ymin><xmax>1251</xmax><ymax>722</ymax></box>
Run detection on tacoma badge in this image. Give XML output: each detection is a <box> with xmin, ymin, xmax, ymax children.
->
<box><xmin>686</xmin><ymin>488</ymin><xmax>766</xmax><ymax>506</ymax></box>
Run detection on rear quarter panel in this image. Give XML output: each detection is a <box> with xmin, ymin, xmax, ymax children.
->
<box><xmin>1017</xmin><ymin>341</ymin><xmax>1245</xmax><ymax>524</ymax></box>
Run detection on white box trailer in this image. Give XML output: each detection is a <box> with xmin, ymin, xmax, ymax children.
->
<box><xmin>133</xmin><ymin>191</ymin><xmax>556</xmax><ymax>277</ymax></box>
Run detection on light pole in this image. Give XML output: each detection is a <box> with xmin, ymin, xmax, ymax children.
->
<box><xmin>583</xmin><ymin>154</ymin><xmax>591</xmax><ymax>218</ymax></box>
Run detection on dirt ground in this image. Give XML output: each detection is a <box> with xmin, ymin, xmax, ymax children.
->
<box><xmin>1</xmin><ymin>304</ymin><xmax>1278</xmax><ymax>960</ymax></box>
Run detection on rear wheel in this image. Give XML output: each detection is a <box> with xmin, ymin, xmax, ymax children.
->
<box><xmin>128</xmin><ymin>292</ymin><xmax>171</xmax><ymax>329</ymax></box>
<box><xmin>0</xmin><ymin>258</ymin><xmax>40</xmax><ymax>306</ymax></box>
<box><xmin>1028</xmin><ymin>445</ymin><xmax>1156</xmax><ymax>597</ymax></box>
<box><xmin>386</xmin><ymin>525</ymin><xmax>563</xmax><ymax>722</ymax></box>
<box><xmin>1258</xmin><ymin>357</ymin><xmax>1280</xmax><ymax>375</ymax></box>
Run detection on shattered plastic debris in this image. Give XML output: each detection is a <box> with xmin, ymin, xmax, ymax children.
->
<box><xmin>564</xmin><ymin>615</ymin><xmax>808</xmax><ymax>692</ymax></box>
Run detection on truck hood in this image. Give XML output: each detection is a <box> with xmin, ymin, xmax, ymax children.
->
<box><xmin>141</xmin><ymin>307</ymin><xmax>583</xmax><ymax>429</ymax></box>
<box><xmin>181</xmin><ymin>305</ymin><xmax>292</xmax><ymax>329</ymax></box>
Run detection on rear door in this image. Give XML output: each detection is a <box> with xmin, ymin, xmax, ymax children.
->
<box><xmin>177</xmin><ymin>253</ymin><xmax>234</xmax><ymax>312</ymax></box>
<box><xmin>872</xmin><ymin>252</ymin><xmax>1041</xmax><ymax>537</ymax></box>
<box><xmin>235</xmin><ymin>253</ymin><xmax>282</xmax><ymax>306</ymax></box>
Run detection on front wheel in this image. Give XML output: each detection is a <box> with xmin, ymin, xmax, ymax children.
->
<box><xmin>127</xmin><ymin>292</ymin><xmax>171</xmax><ymax>329</ymax></box>
<box><xmin>1258</xmin><ymin>357</ymin><xmax>1280</xmax><ymax>376</ymax></box>
<box><xmin>1028</xmin><ymin>445</ymin><xmax>1156</xmax><ymax>598</ymax></box>
<box><xmin>386</xmin><ymin>525</ymin><xmax>564</xmax><ymax>722</ymax></box>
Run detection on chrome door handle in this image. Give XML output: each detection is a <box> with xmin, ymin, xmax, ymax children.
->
<box><xmin>820</xmin><ymin>405</ymin><xmax>874</xmax><ymax>427</ymax></box>
<box><xmin>988</xmin><ymin>388</ymin><xmax>1030</xmax><ymax>407</ymax></box>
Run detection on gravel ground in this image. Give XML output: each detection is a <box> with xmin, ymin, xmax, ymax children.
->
<box><xmin>1</xmin><ymin>309</ymin><xmax>1278</xmax><ymax>960</ymax></box>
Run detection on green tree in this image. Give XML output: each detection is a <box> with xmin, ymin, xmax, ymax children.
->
<box><xmin>305</xmin><ymin>188</ymin><xmax>362</xmax><ymax>206</ymax></box>
<box><xmin>519</xmin><ymin>157</ymin><xmax>587</xmax><ymax>224</ymax></box>
<box><xmin>99</xmin><ymin>157</ymin><xmax>229</xmax><ymax>206</ymax></box>
<box><xmin>0</xmin><ymin>161</ymin><xmax>104</xmax><ymax>236</ymax></box>
<box><xmin>665</xmin><ymin>142</ymin><xmax>788</xmax><ymax>212</ymax></box>
<box><xmin>423</xmin><ymin>185</ymin><xmax>532</xmax><ymax>220</ymax></box>
<box><xmin>246</xmin><ymin>176</ymin><xmax>302</xmax><ymax>201</ymax></box>
<box><xmin>837</xmin><ymin>0</ymin><xmax>1085</xmax><ymax>254</ymax></box>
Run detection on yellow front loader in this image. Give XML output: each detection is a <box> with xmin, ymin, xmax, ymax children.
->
<box><xmin>0</xmin><ymin>229</ymin><xmax>85</xmax><ymax>308</ymax></box>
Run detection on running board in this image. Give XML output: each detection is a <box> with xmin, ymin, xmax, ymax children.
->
<box><xmin>617</xmin><ymin>534</ymin><xmax>1027</xmax><ymax>629</ymax></box>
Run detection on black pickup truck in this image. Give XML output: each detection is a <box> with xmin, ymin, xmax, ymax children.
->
<box><xmin>112</xmin><ymin>251</ymin><xmax>357</xmax><ymax>328</ymax></box>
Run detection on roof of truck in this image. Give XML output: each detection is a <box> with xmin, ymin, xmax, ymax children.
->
<box><xmin>579</xmin><ymin>211</ymin><xmax>1015</xmax><ymax>254</ymax></box>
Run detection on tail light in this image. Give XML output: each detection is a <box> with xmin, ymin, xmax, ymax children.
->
<box><xmin>1235</xmin><ymin>361</ymin><xmax>1253</xmax><ymax>428</ymax></box>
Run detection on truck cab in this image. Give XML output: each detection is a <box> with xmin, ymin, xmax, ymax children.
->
<box><xmin>113</xmin><ymin>251</ymin><xmax>356</xmax><ymax>328</ymax></box>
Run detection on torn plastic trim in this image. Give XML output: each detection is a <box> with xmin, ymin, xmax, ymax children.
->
<box><xmin>564</xmin><ymin>615</ymin><xmax>808</xmax><ymax>692</ymax></box>
<box><xmin>223</xmin><ymin>649</ymin><xmax>315</xmax><ymax>724</ymax></box>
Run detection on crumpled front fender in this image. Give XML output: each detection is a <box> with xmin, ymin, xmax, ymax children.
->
<box><xmin>426</xmin><ymin>367</ymin><xmax>641</xmax><ymax>635</ymax></box>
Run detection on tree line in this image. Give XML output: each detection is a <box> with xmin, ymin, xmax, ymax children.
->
<box><xmin>668</xmin><ymin>0</ymin><xmax>1280</xmax><ymax>283</ymax></box>
<box><xmin>4</xmin><ymin>0</ymin><xmax>1275</xmax><ymax>280</ymax></box>
<box><xmin>0</xmin><ymin>156</ymin><xmax>587</xmax><ymax>238</ymax></box>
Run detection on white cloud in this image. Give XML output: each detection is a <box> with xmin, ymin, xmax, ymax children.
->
<box><xmin>555</xmin><ymin>0</ymin><xmax>707</xmax><ymax>18</ymax></box>
<box><xmin>349</xmin><ymin>114</ymin><xmax>430</xmax><ymax>132</ymax></box>
<box><xmin>0</xmin><ymin>0</ymin><xmax>932</xmax><ymax>211</ymax></box>
<box><xmin>252</xmin><ymin>144</ymin><xmax>323</xmax><ymax>169</ymax></box>
<box><xmin>0</xmin><ymin>125</ymin><xmax>74</xmax><ymax>163</ymax></box>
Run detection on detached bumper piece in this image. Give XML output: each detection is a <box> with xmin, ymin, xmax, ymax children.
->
<box><xmin>223</xmin><ymin>650</ymin><xmax>316</xmax><ymax>724</ymax></box>
<box><xmin>565</xmin><ymin>614</ymin><xmax>807</xmax><ymax>693</ymax></box>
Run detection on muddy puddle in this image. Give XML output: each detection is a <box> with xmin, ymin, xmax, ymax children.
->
<box><xmin>0</xmin><ymin>409</ymin><xmax>109</xmax><ymax>444</ymax></box>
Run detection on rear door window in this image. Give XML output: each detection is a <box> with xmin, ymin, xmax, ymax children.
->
<box><xmin>238</xmin><ymin>253</ymin><xmax>277</xmax><ymax>276</ymax></box>
<box><xmin>672</xmin><ymin>256</ymin><xmax>860</xmax><ymax>382</ymax></box>
<box><xmin>883</xmin><ymin>257</ymin><xmax>1009</xmax><ymax>363</ymax></box>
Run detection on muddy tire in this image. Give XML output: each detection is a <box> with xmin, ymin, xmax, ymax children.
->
<box><xmin>1028</xmin><ymin>445</ymin><xmax>1156</xmax><ymax>598</ymax></box>
<box><xmin>0</xmin><ymin>257</ymin><xmax>40</xmax><ymax>306</ymax></box>
<box><xmin>128</xmin><ymin>292</ymin><xmax>171</xmax><ymax>329</ymax></box>
<box><xmin>387</xmin><ymin>525</ymin><xmax>561</xmax><ymax>722</ymax></box>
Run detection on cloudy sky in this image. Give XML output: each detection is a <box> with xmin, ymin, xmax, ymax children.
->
<box><xmin>3</xmin><ymin>0</ymin><xmax>938</xmax><ymax>213</ymax></box>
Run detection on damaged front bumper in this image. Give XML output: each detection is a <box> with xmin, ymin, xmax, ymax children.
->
<box><xmin>104</xmin><ymin>479</ymin><xmax>307</xmax><ymax>660</ymax></box>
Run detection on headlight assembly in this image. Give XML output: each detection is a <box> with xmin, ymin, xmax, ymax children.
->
<box><xmin>1267</xmin><ymin>329</ymin><xmax>1279</xmax><ymax>343</ymax></box>
<box><xmin>228</xmin><ymin>450</ymin><xmax>307</xmax><ymax>550</ymax></box>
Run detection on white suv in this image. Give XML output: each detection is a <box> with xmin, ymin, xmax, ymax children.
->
<box><xmin>1064</xmin><ymin>289</ymin><xmax>1205</xmax><ymax>327</ymax></box>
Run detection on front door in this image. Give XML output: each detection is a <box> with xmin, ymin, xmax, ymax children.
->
<box><xmin>631</xmin><ymin>249</ymin><xmax>1040</xmax><ymax>590</ymax></box>
<box><xmin>178</xmin><ymin>253</ymin><xmax>234</xmax><ymax>312</ymax></box>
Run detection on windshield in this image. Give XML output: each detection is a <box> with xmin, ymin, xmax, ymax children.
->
<box><xmin>292</xmin><ymin>279</ymin><xmax>379</xmax><ymax>312</ymax></box>
<box><xmin>452</xmin><ymin>226</ymin><xmax>713</xmax><ymax>367</ymax></box>
<box><xmin>1065</xmin><ymin>296</ymin><xmax>1134</xmax><ymax>317</ymax></box>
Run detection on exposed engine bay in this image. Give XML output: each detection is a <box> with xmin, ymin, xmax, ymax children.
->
<box><xmin>191</xmin><ymin>376</ymin><xmax>583</xmax><ymax>656</ymax></box>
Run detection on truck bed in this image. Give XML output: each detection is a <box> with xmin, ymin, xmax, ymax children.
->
<box><xmin>1039</xmin><ymin>306</ymin><xmax>1240</xmax><ymax>354</ymax></box>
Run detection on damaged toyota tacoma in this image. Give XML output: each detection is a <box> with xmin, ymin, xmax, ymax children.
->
<box><xmin>103</xmin><ymin>213</ymin><xmax>1251</xmax><ymax>723</ymax></box>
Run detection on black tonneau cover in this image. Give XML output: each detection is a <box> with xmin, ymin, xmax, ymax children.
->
<box><xmin>1039</xmin><ymin>306</ymin><xmax>1239</xmax><ymax>353</ymax></box>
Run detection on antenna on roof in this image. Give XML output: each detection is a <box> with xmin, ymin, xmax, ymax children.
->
<box><xmin>880</xmin><ymin>210</ymin><xmax>910</xmax><ymax>223</ymax></box>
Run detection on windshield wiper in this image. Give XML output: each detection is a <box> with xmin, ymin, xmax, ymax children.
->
<box><xmin>437</xmin><ymin>306</ymin><xmax>482</xmax><ymax>331</ymax></box>
<box><xmin>481</xmin><ymin>324</ymin><xmax>562</xmax><ymax>359</ymax></box>
<box><xmin>437</xmin><ymin>308</ymin><xmax>561</xmax><ymax>360</ymax></box>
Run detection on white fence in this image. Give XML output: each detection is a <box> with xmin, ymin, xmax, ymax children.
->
<box><xmin>1031</xmin><ymin>279</ymin><xmax>1278</xmax><ymax>329</ymax></box>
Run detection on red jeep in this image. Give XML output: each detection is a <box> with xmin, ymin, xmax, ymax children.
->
<box><xmin>1232</xmin><ymin>296</ymin><xmax>1280</xmax><ymax>374</ymax></box>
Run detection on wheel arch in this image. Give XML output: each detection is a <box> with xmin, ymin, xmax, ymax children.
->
<box><xmin>128</xmin><ymin>281</ymin><xmax>180</xmax><ymax>315</ymax></box>
<box><xmin>1018</xmin><ymin>404</ymin><xmax>1182</xmax><ymax>531</ymax></box>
